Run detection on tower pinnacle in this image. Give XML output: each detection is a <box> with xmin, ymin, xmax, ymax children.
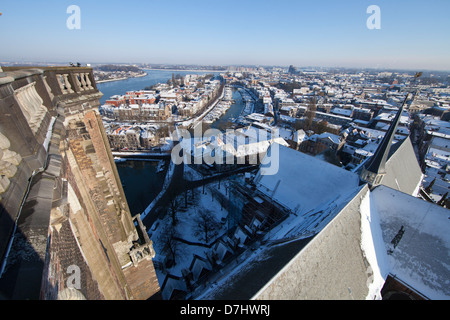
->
<box><xmin>360</xmin><ymin>94</ymin><xmax>410</xmax><ymax>187</ymax></box>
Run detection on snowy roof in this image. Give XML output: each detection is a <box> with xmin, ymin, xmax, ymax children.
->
<box><xmin>430</xmin><ymin>136</ymin><xmax>450</xmax><ymax>150</ymax></box>
<box><xmin>279</xmin><ymin>115</ymin><xmax>296</xmax><ymax>123</ymax></box>
<box><xmin>371</xmin><ymin>185</ymin><xmax>450</xmax><ymax>300</ymax></box>
<box><xmin>245</xmin><ymin>113</ymin><xmax>267</xmax><ymax>122</ymax></box>
<box><xmin>160</xmin><ymin>274</ymin><xmax>187</xmax><ymax>300</ymax></box>
<box><xmin>182</xmin><ymin>126</ymin><xmax>289</xmax><ymax>161</ymax></box>
<box><xmin>213</xmin><ymin>240</ymin><xmax>234</xmax><ymax>263</ymax></box>
<box><xmin>381</xmin><ymin>136</ymin><xmax>423</xmax><ymax>196</ymax></box>
<box><xmin>308</xmin><ymin>132</ymin><xmax>341</xmax><ymax>145</ymax></box>
<box><xmin>255</xmin><ymin>144</ymin><xmax>360</xmax><ymax>215</ymax></box>
<box><xmin>375</xmin><ymin>112</ymin><xmax>410</xmax><ymax>125</ymax></box>
<box><xmin>331</xmin><ymin>107</ymin><xmax>352</xmax><ymax>117</ymax></box>
<box><xmin>277</xmin><ymin>128</ymin><xmax>294</xmax><ymax>141</ymax></box>
<box><xmin>189</xmin><ymin>255</ymin><xmax>212</xmax><ymax>282</ymax></box>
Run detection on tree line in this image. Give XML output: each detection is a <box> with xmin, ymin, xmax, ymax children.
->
<box><xmin>95</xmin><ymin>64</ymin><xmax>142</xmax><ymax>73</ymax></box>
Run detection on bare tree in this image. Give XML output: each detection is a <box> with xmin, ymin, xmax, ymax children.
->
<box><xmin>169</xmin><ymin>194</ymin><xmax>180</xmax><ymax>226</ymax></box>
<box><xmin>159</xmin><ymin>223</ymin><xmax>180</xmax><ymax>267</ymax></box>
<box><xmin>193</xmin><ymin>209</ymin><xmax>221</xmax><ymax>244</ymax></box>
<box><xmin>315</xmin><ymin>120</ymin><xmax>328</xmax><ymax>134</ymax></box>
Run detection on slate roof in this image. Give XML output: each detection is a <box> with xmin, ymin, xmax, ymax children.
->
<box><xmin>381</xmin><ymin>136</ymin><xmax>423</xmax><ymax>196</ymax></box>
<box><xmin>371</xmin><ymin>185</ymin><xmax>450</xmax><ymax>299</ymax></box>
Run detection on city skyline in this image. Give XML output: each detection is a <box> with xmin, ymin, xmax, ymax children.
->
<box><xmin>1</xmin><ymin>0</ymin><xmax>450</xmax><ymax>71</ymax></box>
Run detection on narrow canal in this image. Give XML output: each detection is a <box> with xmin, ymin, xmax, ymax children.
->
<box><xmin>116</xmin><ymin>160</ymin><xmax>166</xmax><ymax>216</ymax></box>
<box><xmin>211</xmin><ymin>87</ymin><xmax>244</xmax><ymax>129</ymax></box>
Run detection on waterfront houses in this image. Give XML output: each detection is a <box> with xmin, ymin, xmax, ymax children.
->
<box><xmin>102</xmin><ymin>102</ymin><xmax>172</xmax><ymax>122</ymax></box>
<box><xmin>100</xmin><ymin>77</ymin><xmax>223</xmax><ymax>122</ymax></box>
<box><xmin>104</xmin><ymin>123</ymin><xmax>170</xmax><ymax>151</ymax></box>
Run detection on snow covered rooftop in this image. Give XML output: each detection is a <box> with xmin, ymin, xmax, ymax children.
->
<box><xmin>254</xmin><ymin>144</ymin><xmax>360</xmax><ymax>215</ymax></box>
<box><xmin>181</xmin><ymin>126</ymin><xmax>289</xmax><ymax>161</ymax></box>
<box><xmin>381</xmin><ymin>136</ymin><xmax>423</xmax><ymax>196</ymax></box>
<box><xmin>331</xmin><ymin>107</ymin><xmax>352</xmax><ymax>117</ymax></box>
<box><xmin>371</xmin><ymin>185</ymin><xmax>450</xmax><ymax>300</ymax></box>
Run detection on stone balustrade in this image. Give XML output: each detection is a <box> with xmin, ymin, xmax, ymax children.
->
<box><xmin>2</xmin><ymin>66</ymin><xmax>100</xmax><ymax>100</ymax></box>
<box><xmin>46</xmin><ymin>67</ymin><xmax>98</xmax><ymax>97</ymax></box>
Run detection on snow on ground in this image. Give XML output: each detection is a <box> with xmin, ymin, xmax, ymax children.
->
<box><xmin>149</xmin><ymin>179</ymin><xmax>229</xmax><ymax>279</ymax></box>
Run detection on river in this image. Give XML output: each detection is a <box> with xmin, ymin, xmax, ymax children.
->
<box><xmin>97</xmin><ymin>69</ymin><xmax>220</xmax><ymax>105</ymax></box>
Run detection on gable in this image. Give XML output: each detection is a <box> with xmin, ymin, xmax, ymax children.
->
<box><xmin>255</xmin><ymin>144</ymin><xmax>360</xmax><ymax>215</ymax></box>
<box><xmin>382</xmin><ymin>136</ymin><xmax>423</xmax><ymax>196</ymax></box>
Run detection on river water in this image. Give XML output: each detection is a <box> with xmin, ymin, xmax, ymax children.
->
<box><xmin>116</xmin><ymin>160</ymin><xmax>166</xmax><ymax>215</ymax></box>
<box><xmin>101</xmin><ymin>70</ymin><xmax>245</xmax><ymax>216</ymax></box>
<box><xmin>97</xmin><ymin>69</ymin><xmax>219</xmax><ymax>105</ymax></box>
<box><xmin>211</xmin><ymin>87</ymin><xmax>244</xmax><ymax>129</ymax></box>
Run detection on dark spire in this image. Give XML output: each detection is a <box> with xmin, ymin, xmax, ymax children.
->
<box><xmin>437</xmin><ymin>192</ymin><xmax>448</xmax><ymax>207</ymax></box>
<box><xmin>367</xmin><ymin>95</ymin><xmax>408</xmax><ymax>173</ymax></box>
<box><xmin>360</xmin><ymin>94</ymin><xmax>409</xmax><ymax>186</ymax></box>
<box><xmin>425</xmin><ymin>177</ymin><xmax>436</xmax><ymax>194</ymax></box>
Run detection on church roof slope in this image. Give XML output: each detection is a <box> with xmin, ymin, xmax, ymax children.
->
<box><xmin>255</xmin><ymin>144</ymin><xmax>361</xmax><ymax>215</ymax></box>
<box><xmin>251</xmin><ymin>185</ymin><xmax>381</xmax><ymax>300</ymax></box>
<box><xmin>199</xmin><ymin>185</ymin><xmax>378</xmax><ymax>300</ymax></box>
<box><xmin>381</xmin><ymin>136</ymin><xmax>423</xmax><ymax>196</ymax></box>
<box><xmin>371</xmin><ymin>185</ymin><xmax>450</xmax><ymax>300</ymax></box>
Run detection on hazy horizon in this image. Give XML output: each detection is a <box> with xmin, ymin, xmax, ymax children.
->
<box><xmin>3</xmin><ymin>60</ymin><xmax>450</xmax><ymax>74</ymax></box>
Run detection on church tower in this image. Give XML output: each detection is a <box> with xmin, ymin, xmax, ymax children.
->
<box><xmin>360</xmin><ymin>94</ymin><xmax>409</xmax><ymax>187</ymax></box>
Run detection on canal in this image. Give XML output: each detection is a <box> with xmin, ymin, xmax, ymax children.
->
<box><xmin>211</xmin><ymin>87</ymin><xmax>245</xmax><ymax>129</ymax></box>
<box><xmin>116</xmin><ymin>160</ymin><xmax>166</xmax><ymax>216</ymax></box>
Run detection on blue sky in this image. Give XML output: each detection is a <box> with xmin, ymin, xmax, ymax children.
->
<box><xmin>1</xmin><ymin>0</ymin><xmax>449</xmax><ymax>70</ymax></box>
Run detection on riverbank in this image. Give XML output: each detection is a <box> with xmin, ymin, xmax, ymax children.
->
<box><xmin>181</xmin><ymin>84</ymin><xmax>225</xmax><ymax>128</ymax></box>
<box><xmin>97</xmin><ymin>69</ymin><xmax>221</xmax><ymax>84</ymax></box>
<box><xmin>97</xmin><ymin>69</ymin><xmax>221</xmax><ymax>105</ymax></box>
<box><xmin>96</xmin><ymin>72</ymin><xmax>147</xmax><ymax>84</ymax></box>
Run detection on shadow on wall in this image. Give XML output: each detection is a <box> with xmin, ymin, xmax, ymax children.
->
<box><xmin>0</xmin><ymin>200</ymin><xmax>46</xmax><ymax>299</ymax></box>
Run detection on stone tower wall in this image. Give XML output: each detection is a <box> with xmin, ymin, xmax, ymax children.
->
<box><xmin>0</xmin><ymin>67</ymin><xmax>160</xmax><ymax>300</ymax></box>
